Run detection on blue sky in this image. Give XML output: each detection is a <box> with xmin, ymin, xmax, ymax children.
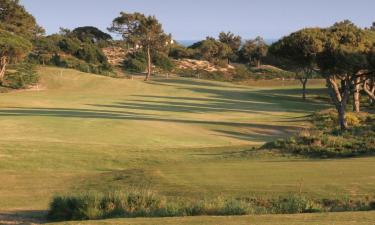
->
<box><xmin>21</xmin><ymin>0</ymin><xmax>375</xmax><ymax>40</ymax></box>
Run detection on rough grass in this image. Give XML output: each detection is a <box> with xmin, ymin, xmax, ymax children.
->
<box><xmin>47</xmin><ymin>189</ymin><xmax>374</xmax><ymax>222</ymax></box>
<box><xmin>0</xmin><ymin>67</ymin><xmax>374</xmax><ymax>224</ymax></box>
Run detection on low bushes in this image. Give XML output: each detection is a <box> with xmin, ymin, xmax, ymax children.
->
<box><xmin>263</xmin><ymin>109</ymin><xmax>375</xmax><ymax>158</ymax></box>
<box><xmin>176</xmin><ymin>64</ymin><xmax>298</xmax><ymax>82</ymax></box>
<box><xmin>47</xmin><ymin>189</ymin><xmax>375</xmax><ymax>222</ymax></box>
<box><xmin>4</xmin><ymin>63</ymin><xmax>39</xmax><ymax>89</ymax></box>
<box><xmin>30</xmin><ymin>35</ymin><xmax>113</xmax><ymax>76</ymax></box>
<box><xmin>123</xmin><ymin>52</ymin><xmax>175</xmax><ymax>73</ymax></box>
<box><xmin>48</xmin><ymin>54</ymin><xmax>113</xmax><ymax>76</ymax></box>
<box><xmin>153</xmin><ymin>53</ymin><xmax>175</xmax><ymax>72</ymax></box>
<box><xmin>122</xmin><ymin>52</ymin><xmax>147</xmax><ymax>73</ymax></box>
<box><xmin>177</xmin><ymin>68</ymin><xmax>230</xmax><ymax>81</ymax></box>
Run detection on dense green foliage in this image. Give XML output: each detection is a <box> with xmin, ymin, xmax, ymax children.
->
<box><xmin>270</xmin><ymin>28</ymin><xmax>324</xmax><ymax>71</ymax></box>
<box><xmin>123</xmin><ymin>51</ymin><xmax>174</xmax><ymax>73</ymax></box>
<box><xmin>189</xmin><ymin>37</ymin><xmax>232</xmax><ymax>65</ymax></box>
<box><xmin>0</xmin><ymin>29</ymin><xmax>33</xmax><ymax>60</ymax></box>
<box><xmin>48</xmin><ymin>189</ymin><xmax>375</xmax><ymax>222</ymax></box>
<box><xmin>71</xmin><ymin>26</ymin><xmax>112</xmax><ymax>44</ymax></box>
<box><xmin>263</xmin><ymin>109</ymin><xmax>375</xmax><ymax>158</ymax></box>
<box><xmin>0</xmin><ymin>29</ymin><xmax>33</xmax><ymax>86</ymax></box>
<box><xmin>123</xmin><ymin>51</ymin><xmax>147</xmax><ymax>73</ymax></box>
<box><xmin>30</xmin><ymin>34</ymin><xmax>113</xmax><ymax>75</ymax></box>
<box><xmin>5</xmin><ymin>63</ymin><xmax>39</xmax><ymax>88</ymax></box>
<box><xmin>0</xmin><ymin>0</ymin><xmax>44</xmax><ymax>38</ymax></box>
<box><xmin>169</xmin><ymin>44</ymin><xmax>195</xmax><ymax>59</ymax></box>
<box><xmin>153</xmin><ymin>53</ymin><xmax>175</xmax><ymax>72</ymax></box>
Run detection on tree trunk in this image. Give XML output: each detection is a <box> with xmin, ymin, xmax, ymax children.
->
<box><xmin>326</xmin><ymin>77</ymin><xmax>349</xmax><ymax>131</ymax></box>
<box><xmin>352</xmin><ymin>76</ymin><xmax>361</xmax><ymax>112</ymax></box>
<box><xmin>145</xmin><ymin>45</ymin><xmax>151</xmax><ymax>81</ymax></box>
<box><xmin>337</xmin><ymin>104</ymin><xmax>348</xmax><ymax>131</ymax></box>
<box><xmin>0</xmin><ymin>56</ymin><xmax>8</xmax><ymax>86</ymax></box>
<box><xmin>363</xmin><ymin>79</ymin><xmax>375</xmax><ymax>104</ymax></box>
<box><xmin>256</xmin><ymin>59</ymin><xmax>261</xmax><ymax>68</ymax></box>
<box><xmin>299</xmin><ymin>78</ymin><xmax>308</xmax><ymax>100</ymax></box>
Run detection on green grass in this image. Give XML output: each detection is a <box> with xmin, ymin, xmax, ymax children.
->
<box><xmin>0</xmin><ymin>67</ymin><xmax>373</xmax><ymax>223</ymax></box>
<box><xmin>49</xmin><ymin>211</ymin><xmax>375</xmax><ymax>225</ymax></box>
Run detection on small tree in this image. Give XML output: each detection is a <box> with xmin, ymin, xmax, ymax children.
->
<box><xmin>240</xmin><ymin>37</ymin><xmax>268</xmax><ymax>67</ymax></box>
<box><xmin>219</xmin><ymin>31</ymin><xmax>242</xmax><ymax>63</ymax></box>
<box><xmin>269</xmin><ymin>28</ymin><xmax>325</xmax><ymax>100</ymax></box>
<box><xmin>109</xmin><ymin>12</ymin><xmax>170</xmax><ymax>81</ymax></box>
<box><xmin>0</xmin><ymin>30</ymin><xmax>32</xmax><ymax>85</ymax></box>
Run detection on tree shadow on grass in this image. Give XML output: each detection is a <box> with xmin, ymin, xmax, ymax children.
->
<box><xmin>131</xmin><ymin>79</ymin><xmax>329</xmax><ymax>114</ymax></box>
<box><xmin>0</xmin><ymin>210</ymin><xmax>47</xmax><ymax>224</ymax></box>
<box><xmin>0</xmin><ymin>79</ymin><xmax>327</xmax><ymax>143</ymax></box>
<box><xmin>0</xmin><ymin>107</ymin><xmax>302</xmax><ymax>143</ymax></box>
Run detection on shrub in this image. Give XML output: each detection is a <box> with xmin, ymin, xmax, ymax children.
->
<box><xmin>5</xmin><ymin>63</ymin><xmax>39</xmax><ymax>89</ymax></box>
<box><xmin>49</xmin><ymin>54</ymin><xmax>113</xmax><ymax>76</ymax></box>
<box><xmin>346</xmin><ymin>113</ymin><xmax>361</xmax><ymax>127</ymax></box>
<box><xmin>153</xmin><ymin>54</ymin><xmax>175</xmax><ymax>72</ymax></box>
<box><xmin>48</xmin><ymin>189</ymin><xmax>166</xmax><ymax>221</ymax></box>
<box><xmin>169</xmin><ymin>44</ymin><xmax>195</xmax><ymax>59</ymax></box>
<box><xmin>31</xmin><ymin>35</ymin><xmax>113</xmax><ymax>76</ymax></box>
<box><xmin>123</xmin><ymin>52</ymin><xmax>147</xmax><ymax>73</ymax></box>
<box><xmin>271</xmin><ymin>195</ymin><xmax>311</xmax><ymax>214</ymax></box>
<box><xmin>58</xmin><ymin>38</ymin><xmax>81</xmax><ymax>54</ymax></box>
<box><xmin>263</xmin><ymin>109</ymin><xmax>375</xmax><ymax>158</ymax></box>
<box><xmin>48</xmin><ymin>190</ymin><xmax>375</xmax><ymax>222</ymax></box>
<box><xmin>233</xmin><ymin>64</ymin><xmax>252</xmax><ymax>81</ymax></box>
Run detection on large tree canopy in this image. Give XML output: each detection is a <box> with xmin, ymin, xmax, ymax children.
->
<box><xmin>108</xmin><ymin>12</ymin><xmax>170</xmax><ymax>80</ymax></box>
<box><xmin>269</xmin><ymin>28</ymin><xmax>325</xmax><ymax>99</ymax></box>
<box><xmin>316</xmin><ymin>21</ymin><xmax>373</xmax><ymax>129</ymax></box>
<box><xmin>0</xmin><ymin>29</ymin><xmax>32</xmax><ymax>84</ymax></box>
<box><xmin>0</xmin><ymin>0</ymin><xmax>43</xmax><ymax>39</ymax></box>
<box><xmin>72</xmin><ymin>26</ymin><xmax>112</xmax><ymax>43</ymax></box>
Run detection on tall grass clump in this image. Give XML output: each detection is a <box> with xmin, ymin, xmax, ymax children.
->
<box><xmin>48</xmin><ymin>189</ymin><xmax>166</xmax><ymax>221</ymax></box>
<box><xmin>48</xmin><ymin>190</ymin><xmax>375</xmax><ymax>222</ymax></box>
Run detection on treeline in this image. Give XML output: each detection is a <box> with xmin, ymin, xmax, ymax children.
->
<box><xmin>0</xmin><ymin>0</ymin><xmax>116</xmax><ymax>90</ymax></box>
<box><xmin>170</xmin><ymin>34</ymin><xmax>268</xmax><ymax>68</ymax></box>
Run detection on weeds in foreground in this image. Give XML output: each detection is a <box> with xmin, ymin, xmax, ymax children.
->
<box><xmin>47</xmin><ymin>189</ymin><xmax>375</xmax><ymax>221</ymax></box>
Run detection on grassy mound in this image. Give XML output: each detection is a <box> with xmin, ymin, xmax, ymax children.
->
<box><xmin>263</xmin><ymin>109</ymin><xmax>375</xmax><ymax>158</ymax></box>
